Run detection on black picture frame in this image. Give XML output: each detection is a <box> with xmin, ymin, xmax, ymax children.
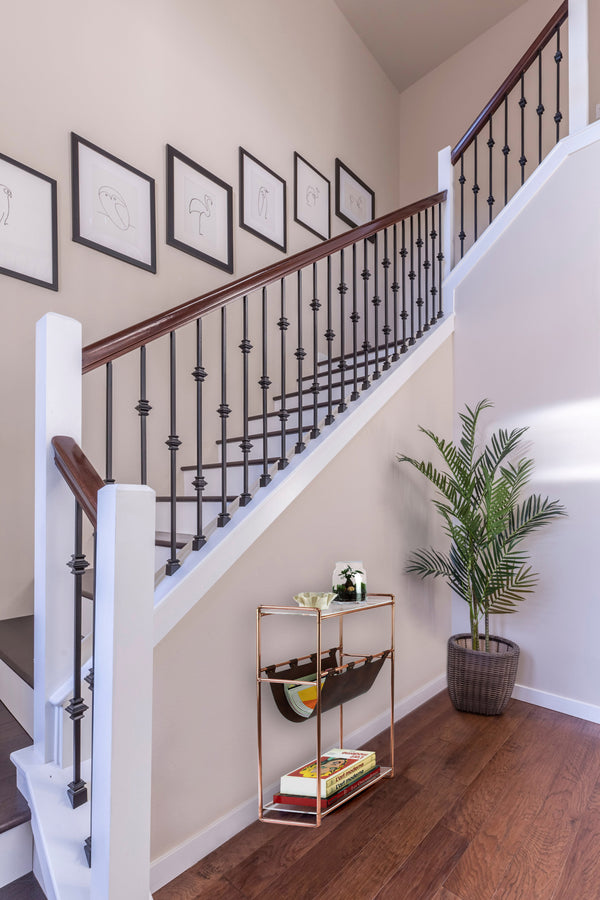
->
<box><xmin>294</xmin><ymin>152</ymin><xmax>330</xmax><ymax>241</ymax></box>
<box><xmin>239</xmin><ymin>148</ymin><xmax>286</xmax><ymax>252</ymax></box>
<box><xmin>0</xmin><ymin>151</ymin><xmax>58</xmax><ymax>291</ymax></box>
<box><xmin>166</xmin><ymin>145</ymin><xmax>234</xmax><ymax>274</ymax></box>
<box><xmin>335</xmin><ymin>158</ymin><xmax>375</xmax><ymax>230</ymax></box>
<box><xmin>71</xmin><ymin>132</ymin><xmax>156</xmax><ymax>273</ymax></box>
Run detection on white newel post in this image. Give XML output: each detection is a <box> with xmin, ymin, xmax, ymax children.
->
<box><xmin>35</xmin><ymin>313</ymin><xmax>82</xmax><ymax>762</ymax></box>
<box><xmin>568</xmin><ymin>0</ymin><xmax>589</xmax><ymax>134</ymax></box>
<box><xmin>91</xmin><ymin>483</ymin><xmax>155</xmax><ymax>900</ymax></box>
<box><xmin>437</xmin><ymin>146</ymin><xmax>454</xmax><ymax>287</ymax></box>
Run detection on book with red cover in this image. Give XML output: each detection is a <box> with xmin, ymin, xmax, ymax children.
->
<box><xmin>273</xmin><ymin>766</ymin><xmax>381</xmax><ymax>809</ymax></box>
<box><xmin>280</xmin><ymin>748</ymin><xmax>376</xmax><ymax>798</ymax></box>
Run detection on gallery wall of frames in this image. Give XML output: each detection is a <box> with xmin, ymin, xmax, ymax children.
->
<box><xmin>0</xmin><ymin>136</ymin><xmax>376</xmax><ymax>292</ymax></box>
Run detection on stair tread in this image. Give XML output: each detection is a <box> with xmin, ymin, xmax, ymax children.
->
<box><xmin>154</xmin><ymin>531</ymin><xmax>195</xmax><ymax>549</ymax></box>
<box><xmin>0</xmin><ymin>616</ymin><xmax>34</xmax><ymax>689</ymax></box>
<box><xmin>156</xmin><ymin>495</ymin><xmax>237</xmax><ymax>503</ymax></box>
<box><xmin>181</xmin><ymin>458</ymin><xmax>279</xmax><ymax>471</ymax></box>
<box><xmin>0</xmin><ymin>872</ymin><xmax>46</xmax><ymax>899</ymax></box>
<box><xmin>0</xmin><ymin>701</ymin><xmax>32</xmax><ymax>836</ymax></box>
<box><xmin>217</xmin><ymin>425</ymin><xmax>312</xmax><ymax>445</ymax></box>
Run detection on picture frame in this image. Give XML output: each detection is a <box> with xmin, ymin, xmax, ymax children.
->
<box><xmin>71</xmin><ymin>133</ymin><xmax>156</xmax><ymax>273</ymax></box>
<box><xmin>166</xmin><ymin>145</ymin><xmax>233</xmax><ymax>274</ymax></box>
<box><xmin>335</xmin><ymin>158</ymin><xmax>375</xmax><ymax>230</ymax></box>
<box><xmin>294</xmin><ymin>152</ymin><xmax>330</xmax><ymax>241</ymax></box>
<box><xmin>0</xmin><ymin>151</ymin><xmax>58</xmax><ymax>291</ymax></box>
<box><xmin>239</xmin><ymin>148</ymin><xmax>286</xmax><ymax>252</ymax></box>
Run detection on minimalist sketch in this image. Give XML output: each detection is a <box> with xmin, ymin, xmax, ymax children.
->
<box><xmin>0</xmin><ymin>184</ymin><xmax>12</xmax><ymax>226</ymax></box>
<box><xmin>188</xmin><ymin>193</ymin><xmax>214</xmax><ymax>235</ymax></box>
<box><xmin>306</xmin><ymin>185</ymin><xmax>320</xmax><ymax>207</ymax></box>
<box><xmin>98</xmin><ymin>185</ymin><xmax>132</xmax><ymax>231</ymax></box>
<box><xmin>258</xmin><ymin>185</ymin><xmax>269</xmax><ymax>219</ymax></box>
<box><xmin>349</xmin><ymin>193</ymin><xmax>364</xmax><ymax>215</ymax></box>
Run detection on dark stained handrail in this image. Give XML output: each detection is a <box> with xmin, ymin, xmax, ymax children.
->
<box><xmin>81</xmin><ymin>191</ymin><xmax>446</xmax><ymax>373</ymax></box>
<box><xmin>52</xmin><ymin>436</ymin><xmax>104</xmax><ymax>529</ymax></box>
<box><xmin>451</xmin><ymin>1</ymin><xmax>568</xmax><ymax>165</ymax></box>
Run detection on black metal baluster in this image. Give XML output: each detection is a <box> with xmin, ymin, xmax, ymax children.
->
<box><xmin>361</xmin><ymin>241</ymin><xmax>371</xmax><ymax>388</ymax></box>
<box><xmin>296</xmin><ymin>270</ymin><xmax>308</xmax><ymax>447</ymax></box>
<box><xmin>437</xmin><ymin>202</ymin><xmax>444</xmax><ymax>318</ymax></box>
<box><xmin>83</xmin><ymin>533</ymin><xmax>97</xmax><ymax>867</ymax></box>
<box><xmin>473</xmin><ymin>135</ymin><xmax>479</xmax><ymax>243</ymax></box>
<box><xmin>166</xmin><ymin>332</ymin><xmax>181</xmax><ymax>571</ymax></box>
<box><xmin>277</xmin><ymin>279</ymin><xmax>289</xmax><ymax>470</ymax></box>
<box><xmin>503</xmin><ymin>95</ymin><xmax>510</xmax><ymax>207</ymax></box>
<box><xmin>416</xmin><ymin>214</ymin><xmax>424</xmax><ymax>339</ymax></box>
<box><xmin>430</xmin><ymin>206</ymin><xmax>438</xmax><ymax>324</ymax></box>
<box><xmin>391</xmin><ymin>225</ymin><xmax>400</xmax><ymax>360</ymax></box>
<box><xmin>310</xmin><ymin>263</ymin><xmax>321</xmax><ymax>438</ymax></box>
<box><xmin>239</xmin><ymin>297</ymin><xmax>253</xmax><ymax>504</ymax></box>
<box><xmin>423</xmin><ymin>210</ymin><xmax>430</xmax><ymax>332</ymax></box>
<box><xmin>554</xmin><ymin>26</ymin><xmax>563</xmax><ymax>143</ymax></box>
<box><xmin>400</xmin><ymin>220</ymin><xmax>408</xmax><ymax>351</ymax></box>
<box><xmin>192</xmin><ymin>319</ymin><xmax>208</xmax><ymax>547</ymax></box>
<box><xmin>382</xmin><ymin>229</ymin><xmax>392</xmax><ymax>367</ymax></box>
<box><xmin>338</xmin><ymin>249</ymin><xmax>348</xmax><ymax>409</ymax></box>
<box><xmin>325</xmin><ymin>257</ymin><xmax>335</xmax><ymax>423</ymax></box>
<box><xmin>459</xmin><ymin>155</ymin><xmax>466</xmax><ymax>258</ymax></box>
<box><xmin>105</xmin><ymin>362</ymin><xmax>114</xmax><ymax>484</ymax></box>
<box><xmin>66</xmin><ymin>502</ymin><xmax>88</xmax><ymax>810</ymax></box>
<box><xmin>519</xmin><ymin>72</ymin><xmax>527</xmax><ymax>186</ymax></box>
<box><xmin>135</xmin><ymin>347</ymin><xmax>151</xmax><ymax>485</ymax></box>
<box><xmin>487</xmin><ymin>116</ymin><xmax>495</xmax><ymax>225</ymax></box>
<box><xmin>408</xmin><ymin>216</ymin><xmax>416</xmax><ymax>345</ymax></box>
<box><xmin>537</xmin><ymin>50</ymin><xmax>544</xmax><ymax>164</ymax></box>
<box><xmin>259</xmin><ymin>288</ymin><xmax>271</xmax><ymax>485</ymax></box>
<box><xmin>372</xmin><ymin>234</ymin><xmax>381</xmax><ymax>380</ymax></box>
<box><xmin>350</xmin><ymin>243</ymin><xmax>360</xmax><ymax>399</ymax></box>
<box><xmin>217</xmin><ymin>310</ymin><xmax>230</xmax><ymax>526</ymax></box>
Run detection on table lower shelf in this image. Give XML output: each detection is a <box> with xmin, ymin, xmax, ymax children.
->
<box><xmin>260</xmin><ymin>766</ymin><xmax>393</xmax><ymax>827</ymax></box>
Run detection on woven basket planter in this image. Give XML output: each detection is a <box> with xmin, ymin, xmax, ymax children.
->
<box><xmin>447</xmin><ymin>634</ymin><xmax>520</xmax><ymax>716</ymax></box>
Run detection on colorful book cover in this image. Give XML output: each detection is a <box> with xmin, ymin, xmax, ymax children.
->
<box><xmin>273</xmin><ymin>766</ymin><xmax>381</xmax><ymax>810</ymax></box>
<box><xmin>280</xmin><ymin>748</ymin><xmax>376</xmax><ymax>798</ymax></box>
<box><xmin>284</xmin><ymin>674</ymin><xmax>326</xmax><ymax>718</ymax></box>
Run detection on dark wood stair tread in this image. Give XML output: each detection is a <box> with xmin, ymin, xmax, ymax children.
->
<box><xmin>0</xmin><ymin>701</ymin><xmax>32</xmax><ymax>836</ymax></box>
<box><xmin>217</xmin><ymin>425</ymin><xmax>312</xmax><ymax>445</ymax></box>
<box><xmin>154</xmin><ymin>532</ymin><xmax>194</xmax><ymax>549</ymax></box>
<box><xmin>0</xmin><ymin>872</ymin><xmax>46</xmax><ymax>898</ymax></box>
<box><xmin>156</xmin><ymin>495</ymin><xmax>237</xmax><ymax>503</ymax></box>
<box><xmin>0</xmin><ymin>617</ymin><xmax>34</xmax><ymax>689</ymax></box>
<box><xmin>181</xmin><ymin>458</ymin><xmax>279</xmax><ymax>471</ymax></box>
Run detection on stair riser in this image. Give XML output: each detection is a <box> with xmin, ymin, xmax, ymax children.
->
<box><xmin>182</xmin><ymin>464</ymin><xmax>266</xmax><ymax>497</ymax></box>
<box><xmin>155</xmin><ymin>500</ymin><xmax>223</xmax><ymax>535</ymax></box>
<box><xmin>218</xmin><ymin>431</ymin><xmax>301</xmax><ymax>463</ymax></box>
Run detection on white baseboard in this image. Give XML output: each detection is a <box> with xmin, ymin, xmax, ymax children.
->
<box><xmin>0</xmin><ymin>657</ymin><xmax>33</xmax><ymax>736</ymax></box>
<box><xmin>513</xmin><ymin>683</ymin><xmax>600</xmax><ymax>724</ymax></box>
<box><xmin>150</xmin><ymin>673</ymin><xmax>447</xmax><ymax>893</ymax></box>
<box><xmin>0</xmin><ymin>821</ymin><xmax>33</xmax><ymax>888</ymax></box>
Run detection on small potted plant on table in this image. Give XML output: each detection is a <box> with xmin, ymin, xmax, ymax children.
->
<box><xmin>397</xmin><ymin>399</ymin><xmax>566</xmax><ymax>715</ymax></box>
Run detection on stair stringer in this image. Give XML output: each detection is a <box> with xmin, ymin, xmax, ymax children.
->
<box><xmin>152</xmin><ymin>313</ymin><xmax>455</xmax><ymax>645</ymax></box>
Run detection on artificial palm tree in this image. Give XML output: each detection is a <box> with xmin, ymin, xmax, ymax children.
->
<box><xmin>397</xmin><ymin>399</ymin><xmax>566</xmax><ymax>652</ymax></box>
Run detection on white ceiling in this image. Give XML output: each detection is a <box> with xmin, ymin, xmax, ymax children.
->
<box><xmin>334</xmin><ymin>0</ymin><xmax>529</xmax><ymax>92</ymax></box>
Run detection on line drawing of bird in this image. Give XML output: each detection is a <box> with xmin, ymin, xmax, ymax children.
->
<box><xmin>188</xmin><ymin>194</ymin><xmax>214</xmax><ymax>236</ymax></box>
<box><xmin>258</xmin><ymin>186</ymin><xmax>269</xmax><ymax>220</ymax></box>
<box><xmin>98</xmin><ymin>185</ymin><xmax>132</xmax><ymax>231</ymax></box>
<box><xmin>0</xmin><ymin>184</ymin><xmax>12</xmax><ymax>226</ymax></box>
<box><xmin>306</xmin><ymin>185</ymin><xmax>320</xmax><ymax>207</ymax></box>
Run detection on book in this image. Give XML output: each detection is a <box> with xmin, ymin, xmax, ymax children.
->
<box><xmin>273</xmin><ymin>766</ymin><xmax>381</xmax><ymax>810</ymax></box>
<box><xmin>284</xmin><ymin>673</ymin><xmax>326</xmax><ymax>718</ymax></box>
<box><xmin>280</xmin><ymin>748</ymin><xmax>376</xmax><ymax>798</ymax></box>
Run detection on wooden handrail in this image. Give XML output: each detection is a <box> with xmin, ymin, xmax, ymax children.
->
<box><xmin>52</xmin><ymin>436</ymin><xmax>104</xmax><ymax>529</ymax></box>
<box><xmin>81</xmin><ymin>191</ymin><xmax>446</xmax><ymax>373</ymax></box>
<box><xmin>451</xmin><ymin>0</ymin><xmax>568</xmax><ymax>165</ymax></box>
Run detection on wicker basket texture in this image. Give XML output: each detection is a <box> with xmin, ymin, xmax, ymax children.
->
<box><xmin>447</xmin><ymin>634</ymin><xmax>520</xmax><ymax>716</ymax></box>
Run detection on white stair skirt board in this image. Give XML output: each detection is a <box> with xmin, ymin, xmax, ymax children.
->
<box><xmin>150</xmin><ymin>672</ymin><xmax>447</xmax><ymax>893</ymax></box>
<box><xmin>11</xmin><ymin>746</ymin><xmax>91</xmax><ymax>900</ymax></box>
<box><xmin>153</xmin><ymin>315</ymin><xmax>455</xmax><ymax>645</ymax></box>
<box><xmin>0</xmin><ymin>657</ymin><xmax>33</xmax><ymax>737</ymax></box>
<box><xmin>0</xmin><ymin>821</ymin><xmax>33</xmax><ymax>889</ymax></box>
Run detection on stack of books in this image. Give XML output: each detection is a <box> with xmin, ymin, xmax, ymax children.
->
<box><xmin>273</xmin><ymin>747</ymin><xmax>379</xmax><ymax>811</ymax></box>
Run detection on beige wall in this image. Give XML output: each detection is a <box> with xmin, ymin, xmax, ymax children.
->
<box><xmin>152</xmin><ymin>335</ymin><xmax>453</xmax><ymax>860</ymax></box>
<box><xmin>0</xmin><ymin>0</ymin><xmax>400</xmax><ymax>619</ymax></box>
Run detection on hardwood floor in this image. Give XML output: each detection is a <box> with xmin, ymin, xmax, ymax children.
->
<box><xmin>155</xmin><ymin>692</ymin><xmax>600</xmax><ymax>899</ymax></box>
<box><xmin>0</xmin><ymin>701</ymin><xmax>31</xmax><ymax>835</ymax></box>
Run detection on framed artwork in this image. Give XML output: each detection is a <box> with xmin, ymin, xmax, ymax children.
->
<box><xmin>294</xmin><ymin>152</ymin><xmax>330</xmax><ymax>241</ymax></box>
<box><xmin>239</xmin><ymin>148</ymin><xmax>286</xmax><ymax>252</ymax></box>
<box><xmin>0</xmin><ymin>151</ymin><xmax>58</xmax><ymax>291</ymax></box>
<box><xmin>335</xmin><ymin>159</ymin><xmax>375</xmax><ymax>230</ymax></box>
<box><xmin>166</xmin><ymin>145</ymin><xmax>233</xmax><ymax>274</ymax></box>
<box><xmin>71</xmin><ymin>133</ymin><xmax>156</xmax><ymax>273</ymax></box>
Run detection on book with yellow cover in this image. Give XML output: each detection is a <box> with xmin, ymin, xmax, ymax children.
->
<box><xmin>280</xmin><ymin>748</ymin><xmax>376</xmax><ymax>798</ymax></box>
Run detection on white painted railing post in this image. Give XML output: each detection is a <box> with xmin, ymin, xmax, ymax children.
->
<box><xmin>91</xmin><ymin>483</ymin><xmax>155</xmax><ymax>900</ymax></box>
<box><xmin>437</xmin><ymin>145</ymin><xmax>454</xmax><ymax>291</ymax></box>
<box><xmin>568</xmin><ymin>0</ymin><xmax>589</xmax><ymax>133</ymax></box>
<box><xmin>35</xmin><ymin>313</ymin><xmax>82</xmax><ymax>762</ymax></box>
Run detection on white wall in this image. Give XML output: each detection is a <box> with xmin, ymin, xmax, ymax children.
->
<box><xmin>452</xmin><ymin>133</ymin><xmax>600</xmax><ymax>713</ymax></box>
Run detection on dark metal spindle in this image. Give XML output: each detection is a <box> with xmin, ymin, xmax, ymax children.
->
<box><xmin>372</xmin><ymin>234</ymin><xmax>381</xmax><ymax>380</ymax></box>
<box><xmin>166</xmin><ymin>331</ymin><xmax>182</xmax><ymax>570</ymax></box>
<box><xmin>554</xmin><ymin>26</ymin><xmax>563</xmax><ymax>143</ymax></box>
<box><xmin>310</xmin><ymin>264</ymin><xmax>321</xmax><ymax>437</ymax></box>
<box><xmin>83</xmin><ymin>532</ymin><xmax>96</xmax><ymax>865</ymax></box>
<box><xmin>423</xmin><ymin>210</ymin><xmax>430</xmax><ymax>332</ymax></box>
<box><xmin>66</xmin><ymin>501</ymin><xmax>89</xmax><ymax>810</ymax></box>
<box><xmin>391</xmin><ymin>225</ymin><xmax>400</xmax><ymax>360</ymax></box>
<box><xmin>259</xmin><ymin>288</ymin><xmax>272</xmax><ymax>485</ymax></box>
<box><xmin>487</xmin><ymin>116</ymin><xmax>495</xmax><ymax>225</ymax></box>
<box><xmin>325</xmin><ymin>257</ymin><xmax>335</xmax><ymax>422</ymax></box>
<box><xmin>192</xmin><ymin>319</ymin><xmax>207</xmax><ymax>547</ymax></box>
<box><xmin>239</xmin><ymin>297</ymin><xmax>253</xmax><ymax>504</ymax></box>
<box><xmin>437</xmin><ymin>202</ymin><xmax>444</xmax><ymax>318</ymax></box>
<box><xmin>338</xmin><ymin>249</ymin><xmax>348</xmax><ymax>410</ymax></box>
<box><xmin>361</xmin><ymin>241</ymin><xmax>371</xmax><ymax>388</ymax></box>
<box><xmin>105</xmin><ymin>362</ymin><xmax>114</xmax><ymax>484</ymax></box>
<box><xmin>135</xmin><ymin>346</ymin><xmax>151</xmax><ymax>485</ymax></box>
<box><xmin>400</xmin><ymin>220</ymin><xmax>408</xmax><ymax>351</ymax></box>
<box><xmin>382</xmin><ymin>229</ymin><xmax>392</xmax><ymax>367</ymax></box>
<box><xmin>277</xmin><ymin>279</ymin><xmax>289</xmax><ymax>470</ymax></box>
<box><xmin>217</xmin><ymin>310</ymin><xmax>231</xmax><ymax>527</ymax></box>
<box><xmin>430</xmin><ymin>207</ymin><xmax>438</xmax><ymax>323</ymax></box>
<box><xmin>408</xmin><ymin>216</ymin><xmax>416</xmax><ymax>345</ymax></box>
<box><xmin>296</xmin><ymin>270</ymin><xmax>308</xmax><ymax>447</ymax></box>
<box><xmin>503</xmin><ymin>95</ymin><xmax>510</xmax><ymax>207</ymax></box>
<box><xmin>473</xmin><ymin>135</ymin><xmax>479</xmax><ymax>242</ymax></box>
<box><xmin>519</xmin><ymin>72</ymin><xmax>527</xmax><ymax>186</ymax></box>
<box><xmin>350</xmin><ymin>243</ymin><xmax>360</xmax><ymax>399</ymax></box>
<box><xmin>416</xmin><ymin>215</ymin><xmax>423</xmax><ymax>339</ymax></box>
<box><xmin>537</xmin><ymin>50</ymin><xmax>544</xmax><ymax>164</ymax></box>
<box><xmin>459</xmin><ymin>155</ymin><xmax>466</xmax><ymax>258</ymax></box>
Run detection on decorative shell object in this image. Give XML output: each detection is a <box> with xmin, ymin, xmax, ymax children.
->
<box><xmin>293</xmin><ymin>592</ymin><xmax>337</xmax><ymax>609</ymax></box>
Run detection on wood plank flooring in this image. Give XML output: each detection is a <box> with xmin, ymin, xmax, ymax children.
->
<box><xmin>155</xmin><ymin>692</ymin><xmax>600</xmax><ymax>900</ymax></box>
<box><xmin>0</xmin><ymin>701</ymin><xmax>31</xmax><ymax>835</ymax></box>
